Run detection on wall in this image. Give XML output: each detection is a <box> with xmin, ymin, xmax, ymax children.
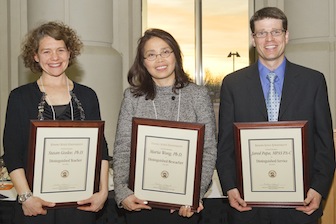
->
<box><xmin>0</xmin><ymin>0</ymin><xmax>142</xmax><ymax>156</ymax></box>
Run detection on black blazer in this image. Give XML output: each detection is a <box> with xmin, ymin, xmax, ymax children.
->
<box><xmin>216</xmin><ymin>60</ymin><xmax>335</xmax><ymax>222</ymax></box>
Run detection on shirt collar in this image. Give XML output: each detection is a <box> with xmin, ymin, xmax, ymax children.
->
<box><xmin>258</xmin><ymin>58</ymin><xmax>286</xmax><ymax>82</ymax></box>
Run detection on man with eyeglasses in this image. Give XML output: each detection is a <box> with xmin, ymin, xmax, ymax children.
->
<box><xmin>216</xmin><ymin>6</ymin><xmax>335</xmax><ymax>224</ymax></box>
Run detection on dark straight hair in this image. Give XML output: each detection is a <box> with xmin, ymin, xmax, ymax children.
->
<box><xmin>128</xmin><ymin>28</ymin><xmax>191</xmax><ymax>100</ymax></box>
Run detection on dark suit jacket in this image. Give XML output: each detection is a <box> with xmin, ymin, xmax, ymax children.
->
<box><xmin>216</xmin><ymin>60</ymin><xmax>335</xmax><ymax>222</ymax></box>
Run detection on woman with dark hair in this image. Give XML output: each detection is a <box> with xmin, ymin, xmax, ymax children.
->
<box><xmin>113</xmin><ymin>28</ymin><xmax>217</xmax><ymax>224</ymax></box>
<box><xmin>3</xmin><ymin>21</ymin><xmax>109</xmax><ymax>224</ymax></box>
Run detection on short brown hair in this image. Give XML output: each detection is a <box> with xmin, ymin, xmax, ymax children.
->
<box><xmin>250</xmin><ymin>7</ymin><xmax>288</xmax><ymax>33</ymax></box>
<box><xmin>21</xmin><ymin>21</ymin><xmax>83</xmax><ymax>73</ymax></box>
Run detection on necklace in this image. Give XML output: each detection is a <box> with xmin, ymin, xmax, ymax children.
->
<box><xmin>39</xmin><ymin>76</ymin><xmax>74</xmax><ymax>120</ymax></box>
<box><xmin>152</xmin><ymin>89</ymin><xmax>181</xmax><ymax>121</ymax></box>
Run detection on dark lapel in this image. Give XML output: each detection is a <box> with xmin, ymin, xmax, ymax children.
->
<box><xmin>279</xmin><ymin>60</ymin><xmax>300</xmax><ymax>119</ymax></box>
<box><xmin>245</xmin><ymin>63</ymin><xmax>268</xmax><ymax>120</ymax></box>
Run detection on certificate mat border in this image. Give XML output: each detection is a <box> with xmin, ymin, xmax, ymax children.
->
<box><xmin>234</xmin><ymin>121</ymin><xmax>309</xmax><ymax>208</ymax></box>
<box><xmin>129</xmin><ymin>117</ymin><xmax>205</xmax><ymax>211</ymax></box>
<box><xmin>27</xmin><ymin>120</ymin><xmax>104</xmax><ymax>208</ymax></box>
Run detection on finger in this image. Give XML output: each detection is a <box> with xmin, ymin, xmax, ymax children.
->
<box><xmin>44</xmin><ymin>202</ymin><xmax>56</xmax><ymax>208</ymax></box>
<box><xmin>236</xmin><ymin>197</ymin><xmax>247</xmax><ymax>207</ymax></box>
<box><xmin>303</xmin><ymin>197</ymin><xmax>312</xmax><ymax>206</ymax></box>
<box><xmin>232</xmin><ymin>202</ymin><xmax>252</xmax><ymax>212</ymax></box>
<box><xmin>77</xmin><ymin>205</ymin><xmax>95</xmax><ymax>212</ymax></box>
<box><xmin>39</xmin><ymin>208</ymin><xmax>48</xmax><ymax>215</ymax></box>
<box><xmin>197</xmin><ymin>203</ymin><xmax>204</xmax><ymax>213</ymax></box>
<box><xmin>301</xmin><ymin>205</ymin><xmax>317</xmax><ymax>215</ymax></box>
<box><xmin>41</xmin><ymin>200</ymin><xmax>56</xmax><ymax>208</ymax></box>
<box><xmin>197</xmin><ymin>207</ymin><xmax>202</xmax><ymax>213</ymax></box>
<box><xmin>179</xmin><ymin>205</ymin><xmax>191</xmax><ymax>216</ymax></box>
<box><xmin>126</xmin><ymin>203</ymin><xmax>151</xmax><ymax>211</ymax></box>
<box><xmin>135</xmin><ymin>199</ymin><xmax>149</xmax><ymax>206</ymax></box>
<box><xmin>77</xmin><ymin>206</ymin><xmax>89</xmax><ymax>211</ymax></box>
<box><xmin>139</xmin><ymin>205</ymin><xmax>152</xmax><ymax>211</ymax></box>
<box><xmin>77</xmin><ymin>199</ymin><xmax>90</xmax><ymax>205</ymax></box>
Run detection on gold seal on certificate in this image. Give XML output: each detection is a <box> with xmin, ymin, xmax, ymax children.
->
<box><xmin>268</xmin><ymin>170</ymin><xmax>276</xmax><ymax>178</ymax></box>
<box><xmin>161</xmin><ymin>171</ymin><xmax>169</xmax><ymax>178</ymax></box>
<box><xmin>61</xmin><ymin>170</ymin><xmax>69</xmax><ymax>178</ymax></box>
<box><xmin>234</xmin><ymin>121</ymin><xmax>309</xmax><ymax>207</ymax></box>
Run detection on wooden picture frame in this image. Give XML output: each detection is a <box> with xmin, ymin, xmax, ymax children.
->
<box><xmin>27</xmin><ymin>120</ymin><xmax>104</xmax><ymax>208</ymax></box>
<box><xmin>129</xmin><ymin>117</ymin><xmax>205</xmax><ymax>211</ymax></box>
<box><xmin>234</xmin><ymin>121</ymin><xmax>309</xmax><ymax>207</ymax></box>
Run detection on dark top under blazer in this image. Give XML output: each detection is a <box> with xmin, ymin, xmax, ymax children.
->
<box><xmin>3</xmin><ymin>81</ymin><xmax>109</xmax><ymax>173</ymax></box>
<box><xmin>217</xmin><ymin>60</ymin><xmax>335</xmax><ymax>221</ymax></box>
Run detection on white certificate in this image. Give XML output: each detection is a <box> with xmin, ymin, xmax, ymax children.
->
<box><xmin>130</xmin><ymin>118</ymin><xmax>205</xmax><ymax>211</ymax></box>
<box><xmin>41</xmin><ymin>138</ymin><xmax>90</xmax><ymax>193</ymax></box>
<box><xmin>249</xmin><ymin>138</ymin><xmax>295</xmax><ymax>191</ymax></box>
<box><xmin>142</xmin><ymin>136</ymin><xmax>189</xmax><ymax>194</ymax></box>
<box><xmin>234</xmin><ymin>121</ymin><xmax>309</xmax><ymax>207</ymax></box>
<box><xmin>27</xmin><ymin>120</ymin><xmax>104</xmax><ymax>207</ymax></box>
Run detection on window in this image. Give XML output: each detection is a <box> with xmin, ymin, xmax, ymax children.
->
<box><xmin>142</xmin><ymin>0</ymin><xmax>249</xmax><ymax>104</ymax></box>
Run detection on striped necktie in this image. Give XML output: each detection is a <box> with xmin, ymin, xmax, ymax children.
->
<box><xmin>266</xmin><ymin>72</ymin><xmax>280</xmax><ymax>121</ymax></box>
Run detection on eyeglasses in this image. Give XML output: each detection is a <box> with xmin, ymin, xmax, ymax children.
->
<box><xmin>252</xmin><ymin>29</ymin><xmax>286</xmax><ymax>38</ymax></box>
<box><xmin>144</xmin><ymin>50</ymin><xmax>173</xmax><ymax>61</ymax></box>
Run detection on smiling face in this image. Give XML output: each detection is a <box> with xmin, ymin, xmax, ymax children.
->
<box><xmin>143</xmin><ymin>37</ymin><xmax>176</xmax><ymax>87</ymax></box>
<box><xmin>252</xmin><ymin>18</ymin><xmax>289</xmax><ymax>70</ymax></box>
<box><xmin>34</xmin><ymin>35</ymin><xmax>70</xmax><ymax>77</ymax></box>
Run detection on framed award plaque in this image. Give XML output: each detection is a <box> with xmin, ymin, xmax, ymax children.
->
<box><xmin>129</xmin><ymin>117</ymin><xmax>205</xmax><ymax>211</ymax></box>
<box><xmin>27</xmin><ymin>120</ymin><xmax>104</xmax><ymax>208</ymax></box>
<box><xmin>234</xmin><ymin>121</ymin><xmax>309</xmax><ymax>207</ymax></box>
